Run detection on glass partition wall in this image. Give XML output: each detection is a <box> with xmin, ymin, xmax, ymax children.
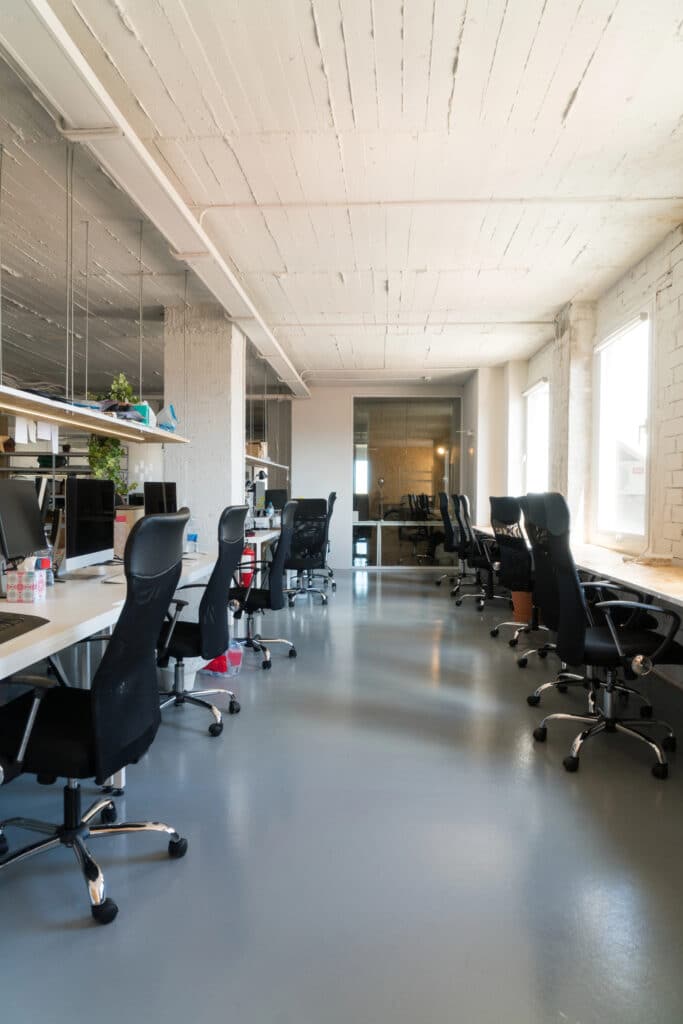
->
<box><xmin>353</xmin><ymin>397</ymin><xmax>462</xmax><ymax>568</ymax></box>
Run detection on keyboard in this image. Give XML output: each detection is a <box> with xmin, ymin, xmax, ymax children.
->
<box><xmin>0</xmin><ymin>611</ymin><xmax>49</xmax><ymax>644</ymax></box>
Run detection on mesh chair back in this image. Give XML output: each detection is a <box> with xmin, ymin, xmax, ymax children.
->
<box><xmin>91</xmin><ymin>508</ymin><xmax>189</xmax><ymax>783</ymax></box>
<box><xmin>325</xmin><ymin>491</ymin><xmax>337</xmax><ymax>551</ymax></box>
<box><xmin>542</xmin><ymin>492</ymin><xmax>589</xmax><ymax>665</ymax></box>
<box><xmin>286</xmin><ymin>499</ymin><xmax>329</xmax><ymax>569</ymax></box>
<box><xmin>198</xmin><ymin>505</ymin><xmax>248</xmax><ymax>660</ymax></box>
<box><xmin>451</xmin><ymin>493</ymin><xmax>469</xmax><ymax>557</ymax></box>
<box><xmin>266</xmin><ymin>500</ymin><xmax>297</xmax><ymax>610</ymax></box>
<box><xmin>490</xmin><ymin>496</ymin><xmax>532</xmax><ymax>591</ymax></box>
<box><xmin>523</xmin><ymin>493</ymin><xmax>563</xmax><ymax>633</ymax></box>
<box><xmin>438</xmin><ymin>492</ymin><xmax>456</xmax><ymax>551</ymax></box>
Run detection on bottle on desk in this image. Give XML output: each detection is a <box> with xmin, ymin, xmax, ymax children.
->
<box><xmin>186</xmin><ymin>517</ymin><xmax>199</xmax><ymax>555</ymax></box>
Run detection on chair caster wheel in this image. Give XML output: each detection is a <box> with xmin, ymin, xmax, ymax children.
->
<box><xmin>101</xmin><ymin>803</ymin><xmax>117</xmax><ymax>824</ymax></box>
<box><xmin>533</xmin><ymin>726</ymin><xmax>547</xmax><ymax>742</ymax></box>
<box><xmin>262</xmin><ymin>660</ymin><xmax>272</xmax><ymax>670</ymax></box>
<box><xmin>490</xmin><ymin>628</ymin><xmax>499</xmax><ymax>638</ymax></box>
<box><xmin>331</xmin><ymin>583</ymin><xmax>337</xmax><ymax>591</ymax></box>
<box><xmin>288</xmin><ymin>648</ymin><xmax>297</xmax><ymax>658</ymax></box>
<box><xmin>435</xmin><ymin>580</ymin><xmax>442</xmax><ymax>587</ymax></box>
<box><xmin>288</xmin><ymin>600</ymin><xmax>295</xmax><ymax>608</ymax></box>
<box><xmin>455</xmin><ymin>599</ymin><xmax>462</xmax><ymax>607</ymax></box>
<box><xmin>509</xmin><ymin>638</ymin><xmax>518</xmax><ymax>648</ymax></box>
<box><xmin>517</xmin><ymin>657</ymin><xmax>528</xmax><ymax>668</ymax></box>
<box><xmin>91</xmin><ymin>898</ymin><xmax>118</xmax><ymax>925</ymax></box>
<box><xmin>0</xmin><ymin>835</ymin><xmax>8</xmax><ymax>857</ymax></box>
<box><xmin>557</xmin><ymin>684</ymin><xmax>568</xmax><ymax>694</ymax></box>
<box><xmin>208</xmin><ymin>721</ymin><xmax>223</xmax><ymax>737</ymax></box>
<box><xmin>652</xmin><ymin>762</ymin><xmax>669</xmax><ymax>780</ymax></box>
<box><xmin>639</xmin><ymin>705</ymin><xmax>653</xmax><ymax>719</ymax></box>
<box><xmin>228</xmin><ymin>700</ymin><xmax>241</xmax><ymax>715</ymax></box>
<box><xmin>527</xmin><ymin>694</ymin><xmax>540</xmax><ymax>707</ymax></box>
<box><xmin>563</xmin><ymin>755</ymin><xmax>579</xmax><ymax>773</ymax></box>
<box><xmin>322</xmin><ymin>598</ymin><xmax>328</xmax><ymax>605</ymax></box>
<box><xmin>476</xmin><ymin>601</ymin><xmax>485</xmax><ymax>611</ymax></box>
<box><xmin>168</xmin><ymin>836</ymin><xmax>188</xmax><ymax>858</ymax></box>
<box><xmin>662</xmin><ymin>735</ymin><xmax>677</xmax><ymax>752</ymax></box>
<box><xmin>538</xmin><ymin>650</ymin><xmax>548</xmax><ymax>660</ymax></box>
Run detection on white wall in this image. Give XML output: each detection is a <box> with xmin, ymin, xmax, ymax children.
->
<box><xmin>291</xmin><ymin>388</ymin><xmax>354</xmax><ymax>567</ymax></box>
<box><xmin>503</xmin><ymin>361</ymin><xmax>526</xmax><ymax>497</ymax></box>
<box><xmin>291</xmin><ymin>383</ymin><xmax>464</xmax><ymax>568</ymax></box>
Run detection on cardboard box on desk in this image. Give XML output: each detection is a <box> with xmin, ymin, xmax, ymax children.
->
<box><xmin>6</xmin><ymin>570</ymin><xmax>47</xmax><ymax>603</ymax></box>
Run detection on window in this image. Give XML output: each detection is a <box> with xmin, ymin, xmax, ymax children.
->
<box><xmin>524</xmin><ymin>380</ymin><xmax>550</xmax><ymax>492</ymax></box>
<box><xmin>594</xmin><ymin>316</ymin><xmax>650</xmax><ymax>546</ymax></box>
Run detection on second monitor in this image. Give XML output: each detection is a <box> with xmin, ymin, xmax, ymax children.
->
<box><xmin>144</xmin><ymin>481</ymin><xmax>177</xmax><ymax>515</ymax></box>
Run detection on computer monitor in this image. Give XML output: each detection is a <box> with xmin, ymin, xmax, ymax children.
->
<box><xmin>144</xmin><ymin>481</ymin><xmax>177</xmax><ymax>515</ymax></box>
<box><xmin>0</xmin><ymin>479</ymin><xmax>48</xmax><ymax>562</ymax></box>
<box><xmin>64</xmin><ymin>478</ymin><xmax>115</xmax><ymax>572</ymax></box>
<box><xmin>265</xmin><ymin>488</ymin><xmax>288</xmax><ymax>510</ymax></box>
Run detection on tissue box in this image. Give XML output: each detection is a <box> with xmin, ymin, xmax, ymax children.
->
<box><xmin>6</xmin><ymin>570</ymin><xmax>47</xmax><ymax>603</ymax></box>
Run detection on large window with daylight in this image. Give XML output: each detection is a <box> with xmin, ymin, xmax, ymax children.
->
<box><xmin>524</xmin><ymin>381</ymin><xmax>550</xmax><ymax>492</ymax></box>
<box><xmin>595</xmin><ymin>316</ymin><xmax>650</xmax><ymax>545</ymax></box>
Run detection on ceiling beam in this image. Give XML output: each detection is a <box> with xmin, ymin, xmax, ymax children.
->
<box><xmin>0</xmin><ymin>0</ymin><xmax>309</xmax><ymax>397</ymax></box>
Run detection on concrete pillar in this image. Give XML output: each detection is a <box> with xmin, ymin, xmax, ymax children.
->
<box><xmin>163</xmin><ymin>304</ymin><xmax>245</xmax><ymax>545</ymax></box>
<box><xmin>551</xmin><ymin>302</ymin><xmax>595</xmax><ymax>541</ymax></box>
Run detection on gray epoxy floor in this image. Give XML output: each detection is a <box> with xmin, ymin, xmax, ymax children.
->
<box><xmin>2</xmin><ymin>572</ymin><xmax>683</xmax><ymax>1023</ymax></box>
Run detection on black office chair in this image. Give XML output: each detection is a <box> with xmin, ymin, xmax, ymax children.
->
<box><xmin>230</xmin><ymin>500</ymin><xmax>298</xmax><ymax>669</ymax></box>
<box><xmin>449</xmin><ymin>492</ymin><xmax>478</xmax><ymax>595</ymax></box>
<box><xmin>157</xmin><ymin>504</ymin><xmax>248</xmax><ymax>735</ymax></box>
<box><xmin>488</xmin><ymin>496</ymin><xmax>538</xmax><ymax>643</ymax></box>
<box><xmin>531</xmin><ymin>493</ymin><xmax>683</xmax><ymax>778</ymax></box>
<box><xmin>285</xmin><ymin>499</ymin><xmax>329</xmax><ymax>605</ymax></box>
<box><xmin>434</xmin><ymin>492</ymin><xmax>459</xmax><ymax>587</ymax></box>
<box><xmin>453</xmin><ymin>495</ymin><xmax>507</xmax><ymax>611</ymax></box>
<box><xmin>401</xmin><ymin>493</ymin><xmax>433</xmax><ymax>563</ymax></box>
<box><xmin>0</xmin><ymin>509</ymin><xmax>190</xmax><ymax>924</ymax></box>
<box><xmin>312</xmin><ymin>491</ymin><xmax>337</xmax><ymax>591</ymax></box>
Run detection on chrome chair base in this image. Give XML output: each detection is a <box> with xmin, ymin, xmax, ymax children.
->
<box><xmin>286</xmin><ymin>570</ymin><xmax>328</xmax><ymax>606</ymax></box>
<box><xmin>160</xmin><ymin>660</ymin><xmax>240</xmax><ymax>737</ymax></box>
<box><xmin>532</xmin><ymin>676</ymin><xmax>674</xmax><ymax>778</ymax></box>
<box><xmin>234</xmin><ymin>611</ymin><xmax>297</xmax><ymax>670</ymax></box>
<box><xmin>0</xmin><ymin>782</ymin><xmax>187</xmax><ymax>924</ymax></box>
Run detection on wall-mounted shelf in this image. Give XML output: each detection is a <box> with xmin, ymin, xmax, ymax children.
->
<box><xmin>245</xmin><ymin>454</ymin><xmax>290</xmax><ymax>471</ymax></box>
<box><xmin>0</xmin><ymin>384</ymin><xmax>189</xmax><ymax>445</ymax></box>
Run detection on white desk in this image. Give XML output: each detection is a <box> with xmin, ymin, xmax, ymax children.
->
<box><xmin>0</xmin><ymin>552</ymin><xmax>216</xmax><ymax>680</ymax></box>
<box><xmin>573</xmin><ymin>544</ymin><xmax>683</xmax><ymax>609</ymax></box>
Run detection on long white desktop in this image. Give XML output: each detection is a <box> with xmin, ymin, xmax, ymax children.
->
<box><xmin>0</xmin><ymin>552</ymin><xmax>216</xmax><ymax>681</ymax></box>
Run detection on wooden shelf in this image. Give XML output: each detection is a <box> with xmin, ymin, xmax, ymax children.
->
<box><xmin>245</xmin><ymin>453</ymin><xmax>289</xmax><ymax>471</ymax></box>
<box><xmin>0</xmin><ymin>384</ymin><xmax>189</xmax><ymax>445</ymax></box>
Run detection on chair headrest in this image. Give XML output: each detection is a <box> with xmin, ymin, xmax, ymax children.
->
<box><xmin>489</xmin><ymin>495</ymin><xmax>521</xmax><ymax>525</ymax></box>
<box><xmin>544</xmin><ymin>492</ymin><xmax>571</xmax><ymax>536</ymax></box>
<box><xmin>218</xmin><ymin>504</ymin><xmax>248</xmax><ymax>544</ymax></box>
<box><xmin>125</xmin><ymin>508</ymin><xmax>190</xmax><ymax>578</ymax></box>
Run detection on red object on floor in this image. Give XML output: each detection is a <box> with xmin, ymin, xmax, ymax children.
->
<box><xmin>204</xmin><ymin>654</ymin><xmax>228</xmax><ymax>673</ymax></box>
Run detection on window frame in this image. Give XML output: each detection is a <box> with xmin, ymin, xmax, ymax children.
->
<box><xmin>590</xmin><ymin>311</ymin><xmax>653</xmax><ymax>555</ymax></box>
<box><xmin>523</xmin><ymin>378</ymin><xmax>550</xmax><ymax>494</ymax></box>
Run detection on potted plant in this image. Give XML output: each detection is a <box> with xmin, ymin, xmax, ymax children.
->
<box><xmin>87</xmin><ymin>374</ymin><xmax>138</xmax><ymax>502</ymax></box>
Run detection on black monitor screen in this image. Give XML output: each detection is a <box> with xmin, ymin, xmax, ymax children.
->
<box><xmin>144</xmin><ymin>481</ymin><xmax>177</xmax><ymax>515</ymax></box>
<box><xmin>265</xmin><ymin>488</ymin><xmax>288</xmax><ymax>510</ymax></box>
<box><xmin>0</xmin><ymin>480</ymin><xmax>47</xmax><ymax>561</ymax></box>
<box><xmin>66</xmin><ymin>478</ymin><xmax>115</xmax><ymax>559</ymax></box>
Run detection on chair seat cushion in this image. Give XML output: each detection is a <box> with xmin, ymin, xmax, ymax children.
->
<box><xmin>584</xmin><ymin>627</ymin><xmax>683</xmax><ymax>667</ymax></box>
<box><xmin>163</xmin><ymin>620</ymin><xmax>202</xmax><ymax>660</ymax></box>
<box><xmin>0</xmin><ymin>688</ymin><xmax>95</xmax><ymax>780</ymax></box>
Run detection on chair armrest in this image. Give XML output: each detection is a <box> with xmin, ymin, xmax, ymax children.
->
<box><xmin>2</xmin><ymin>682</ymin><xmax>55</xmax><ymax>779</ymax></box>
<box><xmin>11</xmin><ymin>674</ymin><xmax>59</xmax><ymax>690</ymax></box>
<box><xmin>582</xmin><ymin>581</ymin><xmax>648</xmax><ymax>629</ymax></box>
<box><xmin>157</xmin><ymin>598</ymin><xmax>189</xmax><ymax>661</ymax></box>
<box><xmin>595</xmin><ymin>600</ymin><xmax>681</xmax><ymax>667</ymax></box>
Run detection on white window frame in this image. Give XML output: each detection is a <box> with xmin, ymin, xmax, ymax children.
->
<box><xmin>523</xmin><ymin>378</ymin><xmax>550</xmax><ymax>493</ymax></box>
<box><xmin>591</xmin><ymin>312</ymin><xmax>652</xmax><ymax>555</ymax></box>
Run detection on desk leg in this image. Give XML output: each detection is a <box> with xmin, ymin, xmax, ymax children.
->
<box><xmin>376</xmin><ymin>523</ymin><xmax>382</xmax><ymax>568</ymax></box>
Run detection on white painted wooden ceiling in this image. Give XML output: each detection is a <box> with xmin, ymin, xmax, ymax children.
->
<box><xmin>11</xmin><ymin>0</ymin><xmax>683</xmax><ymax>385</ymax></box>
